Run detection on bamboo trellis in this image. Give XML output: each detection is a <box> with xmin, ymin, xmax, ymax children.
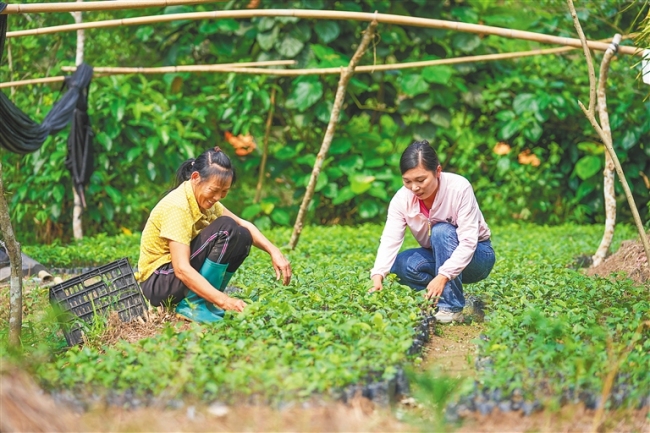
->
<box><xmin>1</xmin><ymin>0</ymin><xmax>226</xmax><ymax>14</ymax></box>
<box><xmin>4</xmin><ymin>8</ymin><xmax>643</xmax><ymax>57</ymax></box>
<box><xmin>0</xmin><ymin>44</ymin><xmax>615</xmax><ymax>89</ymax></box>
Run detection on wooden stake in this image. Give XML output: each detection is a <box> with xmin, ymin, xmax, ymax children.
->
<box><xmin>1</xmin><ymin>0</ymin><xmax>223</xmax><ymax>14</ymax></box>
<box><xmin>289</xmin><ymin>17</ymin><xmax>378</xmax><ymax>250</ymax></box>
<box><xmin>254</xmin><ymin>85</ymin><xmax>276</xmax><ymax>204</ymax></box>
<box><xmin>5</xmin><ymin>9</ymin><xmax>642</xmax><ymax>56</ymax></box>
<box><xmin>567</xmin><ymin>0</ymin><xmax>650</xmax><ymax>270</ymax></box>
<box><xmin>0</xmin><ymin>162</ymin><xmax>23</xmax><ymax>347</ymax></box>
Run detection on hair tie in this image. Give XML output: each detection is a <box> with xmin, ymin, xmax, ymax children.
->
<box><xmin>214</xmin><ymin>146</ymin><xmax>222</xmax><ymax>153</ymax></box>
<box><xmin>191</xmin><ymin>161</ymin><xmax>194</xmax><ymax>166</ymax></box>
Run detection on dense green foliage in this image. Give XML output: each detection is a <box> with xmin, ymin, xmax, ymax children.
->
<box><xmin>475</xmin><ymin>223</ymin><xmax>649</xmax><ymax>408</ymax></box>
<box><xmin>2</xmin><ymin>223</ymin><xmax>648</xmax><ymax>409</ymax></box>
<box><xmin>1</xmin><ymin>0</ymin><xmax>649</xmax><ymax>244</ymax></box>
<box><xmin>8</xmin><ymin>225</ymin><xmax>424</xmax><ymax>402</ymax></box>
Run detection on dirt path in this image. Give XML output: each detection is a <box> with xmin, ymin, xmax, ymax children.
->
<box><xmin>420</xmin><ymin>322</ymin><xmax>483</xmax><ymax>378</ymax></box>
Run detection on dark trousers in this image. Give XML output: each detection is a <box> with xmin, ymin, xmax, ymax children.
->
<box><xmin>140</xmin><ymin>216</ymin><xmax>252</xmax><ymax>306</ymax></box>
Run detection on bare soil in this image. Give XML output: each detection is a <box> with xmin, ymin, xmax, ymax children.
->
<box><xmin>585</xmin><ymin>236</ymin><xmax>650</xmax><ymax>285</ymax></box>
<box><xmin>420</xmin><ymin>321</ymin><xmax>483</xmax><ymax>378</ymax></box>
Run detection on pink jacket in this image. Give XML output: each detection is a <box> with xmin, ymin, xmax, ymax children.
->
<box><xmin>371</xmin><ymin>172</ymin><xmax>491</xmax><ymax>280</ymax></box>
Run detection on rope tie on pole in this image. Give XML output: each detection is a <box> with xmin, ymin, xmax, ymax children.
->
<box><xmin>607</xmin><ymin>34</ymin><xmax>622</xmax><ymax>56</ymax></box>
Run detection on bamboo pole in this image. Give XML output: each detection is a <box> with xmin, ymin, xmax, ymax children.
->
<box><xmin>0</xmin><ymin>46</ymin><xmax>594</xmax><ymax>89</ymax></box>
<box><xmin>3</xmin><ymin>37</ymin><xmax>631</xmax><ymax>90</ymax></box>
<box><xmin>0</xmin><ymin>60</ymin><xmax>295</xmax><ymax>89</ymax></box>
<box><xmin>5</xmin><ymin>9</ymin><xmax>643</xmax><ymax>56</ymax></box>
<box><xmin>568</xmin><ymin>0</ymin><xmax>650</xmax><ymax>270</ymax></box>
<box><xmin>0</xmin><ymin>163</ymin><xmax>23</xmax><ymax>347</ymax></box>
<box><xmin>1</xmin><ymin>0</ymin><xmax>224</xmax><ymax>14</ymax></box>
<box><xmin>289</xmin><ymin>17</ymin><xmax>378</xmax><ymax>250</ymax></box>
<box><xmin>61</xmin><ymin>60</ymin><xmax>295</xmax><ymax>73</ymax></box>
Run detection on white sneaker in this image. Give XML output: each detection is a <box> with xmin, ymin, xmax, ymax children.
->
<box><xmin>434</xmin><ymin>310</ymin><xmax>464</xmax><ymax>324</ymax></box>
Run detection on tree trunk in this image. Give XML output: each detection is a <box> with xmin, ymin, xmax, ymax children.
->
<box><xmin>591</xmin><ymin>34</ymin><xmax>620</xmax><ymax>267</ymax></box>
<box><xmin>0</xmin><ymin>162</ymin><xmax>23</xmax><ymax>346</ymax></box>
<box><xmin>289</xmin><ymin>18</ymin><xmax>378</xmax><ymax>249</ymax></box>
<box><xmin>72</xmin><ymin>0</ymin><xmax>84</xmax><ymax>240</ymax></box>
<box><xmin>567</xmin><ymin>0</ymin><xmax>650</xmax><ymax>273</ymax></box>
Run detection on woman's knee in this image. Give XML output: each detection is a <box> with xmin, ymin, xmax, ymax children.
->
<box><xmin>430</xmin><ymin>222</ymin><xmax>457</xmax><ymax>239</ymax></box>
<box><xmin>392</xmin><ymin>250</ymin><xmax>433</xmax><ymax>282</ymax></box>
<box><xmin>213</xmin><ymin>215</ymin><xmax>238</xmax><ymax>231</ymax></box>
<box><xmin>235</xmin><ymin>225</ymin><xmax>253</xmax><ymax>247</ymax></box>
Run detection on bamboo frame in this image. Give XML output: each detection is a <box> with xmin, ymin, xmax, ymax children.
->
<box><xmin>5</xmin><ymin>9</ymin><xmax>642</xmax><ymax>56</ymax></box>
<box><xmin>1</xmin><ymin>0</ymin><xmax>225</xmax><ymax>14</ymax></box>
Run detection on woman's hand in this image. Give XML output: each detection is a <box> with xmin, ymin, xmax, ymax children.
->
<box><xmin>425</xmin><ymin>274</ymin><xmax>449</xmax><ymax>304</ymax></box>
<box><xmin>368</xmin><ymin>274</ymin><xmax>384</xmax><ymax>293</ymax></box>
<box><xmin>271</xmin><ymin>250</ymin><xmax>292</xmax><ymax>285</ymax></box>
<box><xmin>217</xmin><ymin>296</ymin><xmax>247</xmax><ymax>313</ymax></box>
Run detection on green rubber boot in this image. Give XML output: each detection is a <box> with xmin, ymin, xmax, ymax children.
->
<box><xmin>199</xmin><ymin>259</ymin><xmax>228</xmax><ymax>318</ymax></box>
<box><xmin>220</xmin><ymin>271</ymin><xmax>235</xmax><ymax>291</ymax></box>
<box><xmin>175</xmin><ymin>291</ymin><xmax>223</xmax><ymax>323</ymax></box>
<box><xmin>174</xmin><ymin>259</ymin><xmax>228</xmax><ymax>323</ymax></box>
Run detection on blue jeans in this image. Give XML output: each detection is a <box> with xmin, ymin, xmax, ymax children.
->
<box><xmin>390</xmin><ymin>223</ymin><xmax>495</xmax><ymax>313</ymax></box>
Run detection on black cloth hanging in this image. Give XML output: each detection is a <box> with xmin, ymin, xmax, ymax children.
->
<box><xmin>64</xmin><ymin>78</ymin><xmax>94</xmax><ymax>208</ymax></box>
<box><xmin>1</xmin><ymin>2</ymin><xmax>95</xmax><ymax>206</ymax></box>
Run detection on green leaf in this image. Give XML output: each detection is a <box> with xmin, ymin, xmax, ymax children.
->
<box><xmin>260</xmin><ymin>202</ymin><xmax>275</xmax><ymax>215</ymax></box>
<box><xmin>513</xmin><ymin>93</ymin><xmax>538</xmax><ymax>115</ymax></box>
<box><xmin>523</xmin><ymin>121</ymin><xmax>543</xmax><ymax>143</ymax></box>
<box><xmin>350</xmin><ymin>174</ymin><xmax>375</xmax><ymax>195</ymax></box>
<box><xmin>105</xmin><ymin>186</ymin><xmax>122</xmax><ymax>203</ymax></box>
<box><xmin>577</xmin><ymin>142</ymin><xmax>604</xmax><ymax>155</ymax></box>
<box><xmin>620</xmin><ymin>130</ymin><xmax>638</xmax><ymax>150</ymax></box>
<box><xmin>412</xmin><ymin>122</ymin><xmax>437</xmax><ymax>141</ymax></box>
<box><xmin>363</xmin><ymin>158</ymin><xmax>385</xmax><ymax>168</ymax></box>
<box><xmin>500</xmin><ymin>119</ymin><xmax>520</xmax><ymax>140</ymax></box>
<box><xmin>257</xmin><ymin>27</ymin><xmax>279</xmax><ymax>51</ymax></box>
<box><xmin>575</xmin><ymin>156</ymin><xmax>602</xmax><ymax>180</ymax></box>
<box><xmin>242</xmin><ymin>204</ymin><xmax>262</xmax><ymax>220</ymax></box>
<box><xmin>126</xmin><ymin>147</ymin><xmax>142</xmax><ymax>163</ymax></box>
<box><xmin>286</xmin><ymin>80</ymin><xmax>323</xmax><ymax>112</ymax></box>
<box><xmin>275</xmin><ymin>146</ymin><xmax>298</xmax><ymax>160</ymax></box>
<box><xmin>270</xmin><ymin>208</ymin><xmax>291</xmax><ymax>225</ymax></box>
<box><xmin>52</xmin><ymin>184</ymin><xmax>65</xmax><ymax>202</ymax></box>
<box><xmin>359</xmin><ymin>200</ymin><xmax>380</xmax><ymax>219</ymax></box>
<box><xmin>314</xmin><ymin>21</ymin><xmax>340</xmax><ymax>43</ymax></box>
<box><xmin>422</xmin><ymin>66</ymin><xmax>454</xmax><ymax>85</ymax></box>
<box><xmin>332</xmin><ymin>186</ymin><xmax>355</xmax><ymax>205</ymax></box>
<box><xmin>276</xmin><ymin>35</ymin><xmax>304</xmax><ymax>58</ymax></box>
<box><xmin>400</xmin><ymin>74</ymin><xmax>429</xmax><ymax>96</ymax></box>
<box><xmin>430</xmin><ymin>109</ymin><xmax>451</xmax><ymax>128</ymax></box>
<box><xmin>451</xmin><ymin>33</ymin><xmax>481</xmax><ymax>52</ymax></box>
<box><xmin>330</xmin><ymin>138</ymin><xmax>352</xmax><ymax>155</ymax></box>
<box><xmin>257</xmin><ymin>17</ymin><xmax>276</xmax><ymax>32</ymax></box>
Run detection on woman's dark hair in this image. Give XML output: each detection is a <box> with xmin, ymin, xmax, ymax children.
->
<box><xmin>174</xmin><ymin>146</ymin><xmax>236</xmax><ymax>188</ymax></box>
<box><xmin>399</xmin><ymin>140</ymin><xmax>440</xmax><ymax>175</ymax></box>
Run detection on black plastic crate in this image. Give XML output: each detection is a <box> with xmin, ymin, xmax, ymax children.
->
<box><xmin>49</xmin><ymin>258</ymin><xmax>147</xmax><ymax>346</ymax></box>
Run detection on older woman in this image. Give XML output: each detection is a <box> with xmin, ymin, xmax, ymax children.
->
<box><xmin>370</xmin><ymin>140</ymin><xmax>495</xmax><ymax>323</ymax></box>
<box><xmin>137</xmin><ymin>146</ymin><xmax>291</xmax><ymax>323</ymax></box>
